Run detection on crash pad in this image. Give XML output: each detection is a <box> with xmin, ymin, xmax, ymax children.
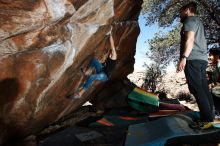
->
<box><xmin>125</xmin><ymin>112</ymin><xmax>220</xmax><ymax>146</ymax></box>
<box><xmin>89</xmin><ymin>115</ymin><xmax>148</xmax><ymax>127</ymax></box>
<box><xmin>128</xmin><ymin>87</ymin><xmax>159</xmax><ymax>112</ymax></box>
<box><xmin>38</xmin><ymin>126</ymin><xmax>127</xmax><ymax>146</ymax></box>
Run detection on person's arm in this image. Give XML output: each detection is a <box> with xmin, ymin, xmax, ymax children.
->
<box><xmin>182</xmin><ymin>31</ymin><xmax>195</xmax><ymax>57</ymax></box>
<box><xmin>177</xmin><ymin>31</ymin><xmax>195</xmax><ymax>72</ymax></box>
<box><xmin>109</xmin><ymin>32</ymin><xmax>117</xmax><ymax>60</ymax></box>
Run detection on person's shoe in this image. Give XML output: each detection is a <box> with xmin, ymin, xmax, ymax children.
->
<box><xmin>200</xmin><ymin>122</ymin><xmax>213</xmax><ymax>130</ymax></box>
<box><xmin>189</xmin><ymin>121</ymin><xmax>213</xmax><ymax>130</ymax></box>
<box><xmin>66</xmin><ymin>92</ymin><xmax>81</xmax><ymax>100</ymax></box>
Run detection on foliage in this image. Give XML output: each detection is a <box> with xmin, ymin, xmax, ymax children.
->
<box><xmin>147</xmin><ymin>25</ymin><xmax>181</xmax><ymax>66</ymax></box>
<box><xmin>142</xmin><ymin>62</ymin><xmax>165</xmax><ymax>92</ymax></box>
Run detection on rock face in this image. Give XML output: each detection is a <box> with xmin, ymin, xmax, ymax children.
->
<box><xmin>0</xmin><ymin>0</ymin><xmax>142</xmax><ymax>144</ymax></box>
<box><xmin>91</xmin><ymin>78</ymin><xmax>136</xmax><ymax>111</ymax></box>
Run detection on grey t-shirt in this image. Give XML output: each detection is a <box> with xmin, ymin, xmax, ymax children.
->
<box><xmin>180</xmin><ymin>16</ymin><xmax>208</xmax><ymax>61</ymax></box>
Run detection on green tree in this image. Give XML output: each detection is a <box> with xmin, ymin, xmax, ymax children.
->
<box><xmin>142</xmin><ymin>62</ymin><xmax>165</xmax><ymax>92</ymax></box>
<box><xmin>147</xmin><ymin>25</ymin><xmax>181</xmax><ymax>66</ymax></box>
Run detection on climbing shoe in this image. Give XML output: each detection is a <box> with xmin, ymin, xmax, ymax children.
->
<box><xmin>189</xmin><ymin>121</ymin><xmax>213</xmax><ymax>130</ymax></box>
<box><xmin>66</xmin><ymin>92</ymin><xmax>81</xmax><ymax>100</ymax></box>
<box><xmin>200</xmin><ymin>122</ymin><xmax>213</xmax><ymax>130</ymax></box>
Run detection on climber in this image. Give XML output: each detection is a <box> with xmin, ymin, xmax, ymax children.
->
<box><xmin>67</xmin><ymin>27</ymin><xmax>117</xmax><ymax>99</ymax></box>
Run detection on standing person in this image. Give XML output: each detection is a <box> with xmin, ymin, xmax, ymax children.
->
<box><xmin>68</xmin><ymin>30</ymin><xmax>117</xmax><ymax>99</ymax></box>
<box><xmin>177</xmin><ymin>2</ymin><xmax>214</xmax><ymax>129</ymax></box>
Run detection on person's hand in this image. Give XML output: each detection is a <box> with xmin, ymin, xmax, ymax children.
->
<box><xmin>176</xmin><ymin>58</ymin><xmax>186</xmax><ymax>73</ymax></box>
<box><xmin>210</xmin><ymin>82</ymin><xmax>220</xmax><ymax>89</ymax></box>
<box><xmin>208</xmin><ymin>83</ymin><xmax>214</xmax><ymax>89</ymax></box>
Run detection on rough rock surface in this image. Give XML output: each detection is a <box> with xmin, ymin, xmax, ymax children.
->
<box><xmin>0</xmin><ymin>0</ymin><xmax>142</xmax><ymax>144</ymax></box>
<box><xmin>91</xmin><ymin>78</ymin><xmax>136</xmax><ymax>111</ymax></box>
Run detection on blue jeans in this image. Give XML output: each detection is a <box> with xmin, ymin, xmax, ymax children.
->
<box><xmin>83</xmin><ymin>58</ymin><xmax>108</xmax><ymax>90</ymax></box>
<box><xmin>185</xmin><ymin>60</ymin><xmax>214</xmax><ymax>122</ymax></box>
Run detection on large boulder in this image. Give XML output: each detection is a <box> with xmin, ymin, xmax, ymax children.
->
<box><xmin>0</xmin><ymin>0</ymin><xmax>142</xmax><ymax>144</ymax></box>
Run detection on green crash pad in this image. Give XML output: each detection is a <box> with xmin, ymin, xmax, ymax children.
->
<box><xmin>128</xmin><ymin>87</ymin><xmax>159</xmax><ymax>112</ymax></box>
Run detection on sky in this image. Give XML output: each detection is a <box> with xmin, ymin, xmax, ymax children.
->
<box><xmin>134</xmin><ymin>15</ymin><xmax>176</xmax><ymax>72</ymax></box>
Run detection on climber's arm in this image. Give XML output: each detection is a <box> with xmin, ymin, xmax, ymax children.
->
<box><xmin>109</xmin><ymin>31</ymin><xmax>117</xmax><ymax>60</ymax></box>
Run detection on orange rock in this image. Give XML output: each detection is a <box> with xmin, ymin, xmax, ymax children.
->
<box><xmin>0</xmin><ymin>0</ymin><xmax>142</xmax><ymax>144</ymax></box>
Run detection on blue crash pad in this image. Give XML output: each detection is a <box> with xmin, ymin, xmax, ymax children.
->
<box><xmin>125</xmin><ymin>112</ymin><xmax>220</xmax><ymax>146</ymax></box>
